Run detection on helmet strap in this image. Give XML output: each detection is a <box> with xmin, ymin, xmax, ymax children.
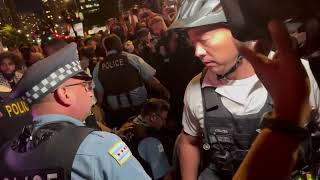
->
<box><xmin>217</xmin><ymin>55</ymin><xmax>243</xmax><ymax>80</ymax></box>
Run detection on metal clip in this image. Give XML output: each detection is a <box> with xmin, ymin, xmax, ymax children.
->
<box><xmin>203</xmin><ymin>143</ymin><xmax>211</xmax><ymax>150</ymax></box>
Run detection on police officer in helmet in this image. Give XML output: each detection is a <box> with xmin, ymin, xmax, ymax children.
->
<box><xmin>169</xmin><ymin>0</ymin><xmax>320</xmax><ymax>179</ymax></box>
<box><xmin>0</xmin><ymin>43</ymin><xmax>151</xmax><ymax>180</ymax></box>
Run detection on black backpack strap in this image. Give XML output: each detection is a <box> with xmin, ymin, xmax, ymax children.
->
<box><xmin>40</xmin><ymin>123</ymin><xmax>95</xmax><ymax>179</ymax></box>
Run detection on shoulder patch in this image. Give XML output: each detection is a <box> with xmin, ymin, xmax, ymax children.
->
<box><xmin>108</xmin><ymin>141</ymin><xmax>132</xmax><ymax>166</ymax></box>
<box><xmin>158</xmin><ymin>143</ymin><xmax>164</xmax><ymax>153</ymax></box>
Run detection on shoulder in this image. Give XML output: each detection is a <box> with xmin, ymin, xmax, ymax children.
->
<box><xmin>77</xmin><ymin>131</ymin><xmax>122</xmax><ymax>155</ymax></box>
<box><xmin>301</xmin><ymin>59</ymin><xmax>314</xmax><ymax>77</ymax></box>
<box><xmin>122</xmin><ymin>52</ymin><xmax>140</xmax><ymax>60</ymax></box>
<box><xmin>184</xmin><ymin>73</ymin><xmax>202</xmax><ymax>104</ymax></box>
<box><xmin>301</xmin><ymin>59</ymin><xmax>319</xmax><ymax>88</ymax></box>
<box><xmin>123</xmin><ymin>52</ymin><xmax>145</xmax><ymax>64</ymax></box>
<box><xmin>139</xmin><ymin>137</ymin><xmax>162</xmax><ymax>147</ymax></box>
<box><xmin>138</xmin><ymin>137</ymin><xmax>164</xmax><ymax>155</ymax></box>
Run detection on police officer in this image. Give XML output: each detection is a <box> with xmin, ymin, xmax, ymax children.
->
<box><xmin>169</xmin><ymin>0</ymin><xmax>320</xmax><ymax>179</ymax></box>
<box><xmin>93</xmin><ymin>34</ymin><xmax>170</xmax><ymax>128</ymax></box>
<box><xmin>0</xmin><ymin>43</ymin><xmax>151</xmax><ymax>180</ymax></box>
<box><xmin>127</xmin><ymin>98</ymin><xmax>172</xmax><ymax>180</ymax></box>
<box><xmin>0</xmin><ymin>84</ymin><xmax>32</xmax><ymax>148</ymax></box>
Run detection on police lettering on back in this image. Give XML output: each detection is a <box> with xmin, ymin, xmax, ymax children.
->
<box><xmin>101</xmin><ymin>58</ymin><xmax>125</xmax><ymax>70</ymax></box>
<box><xmin>1</xmin><ymin>170</ymin><xmax>62</xmax><ymax>180</ymax></box>
<box><xmin>5</xmin><ymin>100</ymin><xmax>29</xmax><ymax>118</ymax></box>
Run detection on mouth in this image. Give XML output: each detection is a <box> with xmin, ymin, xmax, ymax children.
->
<box><xmin>202</xmin><ymin>61</ymin><xmax>218</xmax><ymax>67</ymax></box>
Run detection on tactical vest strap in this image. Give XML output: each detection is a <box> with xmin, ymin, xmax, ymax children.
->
<box><xmin>200</xmin><ymin>68</ymin><xmax>215</xmax><ymax>150</ymax></box>
<box><xmin>1</xmin><ymin>122</ymin><xmax>95</xmax><ymax>180</ymax></box>
<box><xmin>44</xmin><ymin>123</ymin><xmax>94</xmax><ymax>179</ymax></box>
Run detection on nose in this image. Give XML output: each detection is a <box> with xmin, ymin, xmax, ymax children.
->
<box><xmin>88</xmin><ymin>89</ymin><xmax>94</xmax><ymax>97</ymax></box>
<box><xmin>194</xmin><ymin>43</ymin><xmax>206</xmax><ymax>58</ymax></box>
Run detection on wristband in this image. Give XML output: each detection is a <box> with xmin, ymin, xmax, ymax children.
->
<box><xmin>261</xmin><ymin>112</ymin><xmax>310</xmax><ymax>141</ymax></box>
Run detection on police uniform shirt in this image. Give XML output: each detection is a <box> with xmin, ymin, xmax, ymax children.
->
<box><xmin>138</xmin><ymin>137</ymin><xmax>171</xmax><ymax>179</ymax></box>
<box><xmin>93</xmin><ymin>50</ymin><xmax>156</xmax><ymax>109</ymax></box>
<box><xmin>33</xmin><ymin>114</ymin><xmax>151</xmax><ymax>180</ymax></box>
<box><xmin>182</xmin><ymin>59</ymin><xmax>320</xmax><ymax>137</ymax></box>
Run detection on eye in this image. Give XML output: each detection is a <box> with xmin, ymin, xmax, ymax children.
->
<box><xmin>200</xmin><ymin>38</ymin><xmax>212</xmax><ymax>47</ymax></box>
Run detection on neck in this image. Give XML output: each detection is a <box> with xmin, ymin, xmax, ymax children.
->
<box><xmin>32</xmin><ymin>102</ymin><xmax>81</xmax><ymax>121</ymax></box>
<box><xmin>226</xmin><ymin>58</ymin><xmax>256</xmax><ymax>80</ymax></box>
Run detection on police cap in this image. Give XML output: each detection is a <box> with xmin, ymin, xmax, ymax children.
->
<box><xmin>10</xmin><ymin>43</ymin><xmax>91</xmax><ymax>105</ymax></box>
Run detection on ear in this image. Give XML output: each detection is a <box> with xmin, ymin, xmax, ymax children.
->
<box><xmin>54</xmin><ymin>87</ymin><xmax>72</xmax><ymax>106</ymax></box>
<box><xmin>149</xmin><ymin>113</ymin><xmax>157</xmax><ymax>122</ymax></box>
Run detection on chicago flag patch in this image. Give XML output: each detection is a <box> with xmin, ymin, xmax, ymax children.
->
<box><xmin>108</xmin><ymin>141</ymin><xmax>132</xmax><ymax>166</ymax></box>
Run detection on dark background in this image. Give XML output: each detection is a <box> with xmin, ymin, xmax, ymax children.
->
<box><xmin>15</xmin><ymin>0</ymin><xmax>42</xmax><ymax>13</ymax></box>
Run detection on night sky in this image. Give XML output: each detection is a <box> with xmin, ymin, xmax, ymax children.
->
<box><xmin>15</xmin><ymin>0</ymin><xmax>42</xmax><ymax>13</ymax></box>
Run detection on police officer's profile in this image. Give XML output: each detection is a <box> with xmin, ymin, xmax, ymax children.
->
<box><xmin>0</xmin><ymin>43</ymin><xmax>151</xmax><ymax>180</ymax></box>
<box><xmin>169</xmin><ymin>0</ymin><xmax>320</xmax><ymax>179</ymax></box>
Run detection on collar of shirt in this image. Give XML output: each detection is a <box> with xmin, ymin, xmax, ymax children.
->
<box><xmin>202</xmin><ymin>70</ymin><xmax>262</xmax><ymax>105</ymax></box>
<box><xmin>133</xmin><ymin>115</ymin><xmax>150</xmax><ymax>127</ymax></box>
<box><xmin>106</xmin><ymin>50</ymin><xmax>118</xmax><ymax>56</ymax></box>
<box><xmin>33</xmin><ymin>114</ymin><xmax>85</xmax><ymax>130</ymax></box>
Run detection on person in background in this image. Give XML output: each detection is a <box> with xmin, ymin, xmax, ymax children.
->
<box><xmin>84</xmin><ymin>37</ymin><xmax>97</xmax><ymax>50</ymax></box>
<box><xmin>30</xmin><ymin>43</ymin><xmax>43</xmax><ymax>55</ymax></box>
<box><xmin>143</xmin><ymin>0</ymin><xmax>162</xmax><ymax>14</ymax></box>
<box><xmin>0</xmin><ymin>52</ymin><xmax>24</xmax><ymax>89</ymax></box>
<box><xmin>110</xmin><ymin>23</ymin><xmax>128</xmax><ymax>44</ymax></box>
<box><xmin>20</xmin><ymin>46</ymin><xmax>44</xmax><ymax>67</ymax></box>
<box><xmin>93</xmin><ymin>34</ymin><xmax>170</xmax><ymax>129</ymax></box>
<box><xmin>135</xmin><ymin>28</ymin><xmax>158</xmax><ymax>68</ymax></box>
<box><xmin>0</xmin><ymin>41</ymin><xmax>4</xmax><ymax>53</ymax></box>
<box><xmin>43</xmin><ymin>39</ymin><xmax>68</xmax><ymax>57</ymax></box>
<box><xmin>124</xmin><ymin>40</ymin><xmax>136</xmax><ymax>54</ymax></box>
<box><xmin>126</xmin><ymin>98</ymin><xmax>173</xmax><ymax>180</ymax></box>
<box><xmin>148</xmin><ymin>16</ymin><xmax>168</xmax><ymax>38</ymax></box>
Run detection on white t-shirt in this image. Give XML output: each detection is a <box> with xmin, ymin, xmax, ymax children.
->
<box><xmin>182</xmin><ymin>59</ymin><xmax>320</xmax><ymax>137</ymax></box>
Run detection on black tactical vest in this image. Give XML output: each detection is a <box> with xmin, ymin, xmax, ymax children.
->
<box><xmin>200</xmin><ymin>71</ymin><xmax>273</xmax><ymax>173</ymax></box>
<box><xmin>0</xmin><ymin>92</ymin><xmax>32</xmax><ymax>147</ymax></box>
<box><xmin>0</xmin><ymin>122</ymin><xmax>94</xmax><ymax>180</ymax></box>
<box><xmin>98</xmin><ymin>53</ymin><xmax>143</xmax><ymax>96</ymax></box>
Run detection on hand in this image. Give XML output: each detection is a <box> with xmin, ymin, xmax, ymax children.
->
<box><xmin>116</xmin><ymin>122</ymin><xmax>135</xmax><ymax>138</ymax></box>
<box><xmin>237</xmin><ymin>20</ymin><xmax>311</xmax><ymax>125</ymax></box>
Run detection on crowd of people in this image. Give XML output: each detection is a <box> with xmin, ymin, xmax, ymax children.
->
<box><xmin>0</xmin><ymin>0</ymin><xmax>319</xmax><ymax>179</ymax></box>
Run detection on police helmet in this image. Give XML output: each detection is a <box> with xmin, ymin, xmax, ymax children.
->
<box><xmin>169</xmin><ymin>0</ymin><xmax>227</xmax><ymax>29</ymax></box>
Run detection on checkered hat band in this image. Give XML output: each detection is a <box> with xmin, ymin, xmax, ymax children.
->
<box><xmin>21</xmin><ymin>60</ymin><xmax>82</xmax><ymax>105</ymax></box>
